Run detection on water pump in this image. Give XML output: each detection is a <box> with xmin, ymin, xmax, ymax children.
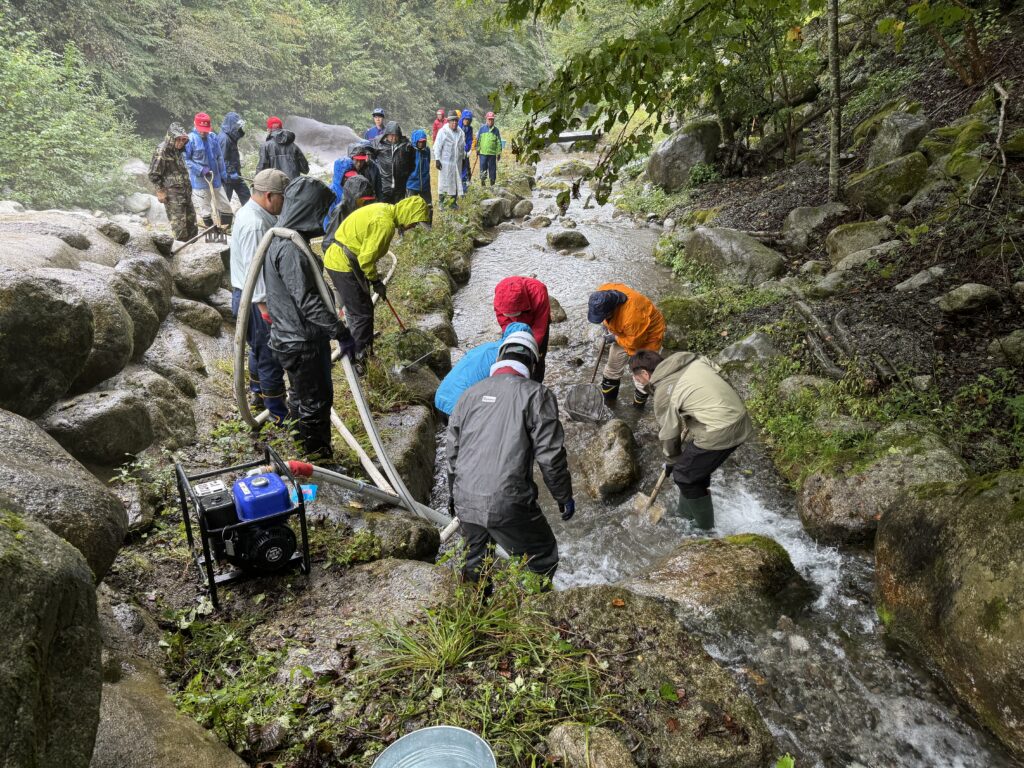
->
<box><xmin>176</xmin><ymin>446</ymin><xmax>310</xmax><ymax>608</ymax></box>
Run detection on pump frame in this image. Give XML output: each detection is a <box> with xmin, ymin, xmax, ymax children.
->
<box><xmin>176</xmin><ymin>445</ymin><xmax>311</xmax><ymax>609</ymax></box>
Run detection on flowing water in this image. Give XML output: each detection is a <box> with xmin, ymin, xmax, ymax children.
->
<box><xmin>438</xmin><ymin>153</ymin><xmax>1018</xmax><ymax>767</ymax></box>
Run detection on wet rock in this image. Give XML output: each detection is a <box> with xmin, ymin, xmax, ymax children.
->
<box><xmin>628</xmin><ymin>535</ymin><xmax>810</xmax><ymax>624</ymax></box>
<box><xmin>805</xmin><ymin>269</ymin><xmax>851</xmax><ymax>299</ymax></box>
<box><xmin>547</xmin><ymin>229</ymin><xmax>590</xmax><ymax>249</ymax></box>
<box><xmin>115</xmin><ymin>253</ymin><xmax>173</xmax><ymax>321</ymax></box>
<box><xmin>171</xmin><ymin>296</ymin><xmax>223</xmax><ymax>336</ymax></box>
<box><xmin>867</xmin><ymin>111</ymin><xmax>931</xmax><ymax>168</ymax></box>
<box><xmin>527</xmin><ymin>215</ymin><xmax>552</xmax><ymax>228</ymax></box>
<box><xmin>824</xmin><ymin>219</ymin><xmax>893</xmax><ymax>264</ymax></box>
<box><xmin>549</xmin><ymin>333</ymin><xmax>569</xmax><ymax>348</ymax></box>
<box><xmin>124</xmin><ymin>192</ymin><xmax>153</xmax><ymax>214</ymax></box>
<box><xmin>112</xmin><ymin>482</ymin><xmax>157</xmax><ymax>534</ymax></box>
<box><xmin>562</xmin><ymin>218</ymin><xmax>578</xmax><ymax>228</ymax></box>
<box><xmin>409</xmin><ymin>265</ymin><xmax>455</xmax><ymax>317</ymax></box>
<box><xmin>581</xmin><ymin>419</ymin><xmax>640</xmax><ymax>499</ymax></box>
<box><xmin>833</xmin><ymin>240</ymin><xmax>901</xmax><ymax>272</ymax></box>
<box><xmin>391</xmin><ymin>363</ymin><xmax>440</xmax><ymax>407</ymax></box>
<box><xmin>0</xmin><ymin>269</ymin><xmax>94</xmax><ymax>417</ymax></box>
<box><xmin>78</xmin><ymin>264</ymin><xmax>160</xmax><ymax>361</ymax></box>
<box><xmin>845</xmin><ymin>152</ymin><xmax>928</xmax><ymax>215</ymax></box>
<box><xmin>98</xmin><ymin>366</ymin><xmax>197</xmax><ymax>449</ymax></box>
<box><xmin>550</xmin><ymin>158</ymin><xmax>594</xmax><ymax>178</ymax></box>
<box><xmin>931</xmin><ymin>282</ymin><xmax>1000</xmax><ymax>314</ymax></box>
<box><xmin>38</xmin><ymin>390</ymin><xmax>154</xmax><ymax>466</ymax></box>
<box><xmin>206</xmin><ymin>287</ymin><xmax>236</xmax><ymax>321</ymax></box>
<box><xmin>379</xmin><ymin>327</ymin><xmax>451</xmax><ymax>378</ymax></box>
<box><xmin>799</xmin><ymin>259</ymin><xmax>829</xmax><ymax>276</ymax></box>
<box><xmin>647</xmin><ymin>119</ymin><xmax>721</xmax><ymax>193</ymax></box>
<box><xmin>783</xmin><ymin>202</ymin><xmax>850</xmax><ymax>251</ymax></box>
<box><xmin>363</xmin><ymin>511</ymin><xmax>440</xmax><ymax>561</ymax></box>
<box><xmin>778</xmin><ymin>375</ymin><xmax>830</xmax><ymax>402</ymax></box>
<box><xmin>380</xmin><ymin>405</ymin><xmax>436</xmax><ymax>503</ymax></box>
<box><xmin>989</xmin><ymin>329</ymin><xmax>1024</xmax><ymax>366</ymax></box>
<box><xmin>660</xmin><ymin>295</ymin><xmax>710</xmax><ymax>348</ymax></box>
<box><xmin>0</xmin><ymin>199</ymin><xmax>26</xmax><ymax>213</ymax></box>
<box><xmin>0</xmin><ymin>512</ymin><xmax>102</xmax><ymax>768</ymax></box>
<box><xmin>876</xmin><ymin>471</ymin><xmax>1024</xmax><ymax>759</ymax></box>
<box><xmin>538</xmin><ymin>585</ymin><xmax>775</xmax><ymax>767</ymax></box>
<box><xmin>716</xmin><ymin>331</ymin><xmax>781</xmax><ymax>371</ymax></box>
<box><xmin>547</xmin><ymin>724</ymin><xmax>637</xmax><ymax>768</ymax></box>
<box><xmin>0</xmin><ymin>409</ymin><xmax>127</xmax><ymax>577</ymax></box>
<box><xmin>171</xmin><ymin>242</ymin><xmax>226</xmax><ymax>300</ymax></box>
<box><xmin>537</xmin><ymin>178</ymin><xmax>570</xmax><ymax>192</ymax></box>
<box><xmin>142</xmin><ymin>317</ymin><xmax>207</xmax><ymax>396</ymax></box>
<box><xmin>479</xmin><ymin>198</ymin><xmax>507</xmax><ymax>227</ymax></box>
<box><xmin>681</xmin><ymin>227</ymin><xmax>785</xmax><ymax>286</ymax></box>
<box><xmin>34</xmin><ymin>267</ymin><xmax>135</xmax><ymax>393</ymax></box>
<box><xmin>799</xmin><ymin>422</ymin><xmax>967</xmax><ymax>547</ymax></box>
<box><xmin>416</xmin><ymin>312</ymin><xmax>458</xmax><ymax>347</ymax></box>
<box><xmin>0</xmin><ymin>231</ymin><xmax>82</xmax><ymax>270</ymax></box>
<box><xmin>448</xmin><ymin>251</ymin><xmax>471</xmax><ymax>284</ymax></box>
<box><xmin>512</xmin><ymin>199</ymin><xmax>534</xmax><ymax>217</ymax></box>
<box><xmin>894</xmin><ymin>264</ymin><xmax>946</xmax><ymax>292</ymax></box>
<box><xmin>549</xmin><ymin>295</ymin><xmax>568</xmax><ymax>323</ymax></box>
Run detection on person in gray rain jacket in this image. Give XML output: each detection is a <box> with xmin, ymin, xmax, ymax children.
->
<box><xmin>257</xmin><ymin>116</ymin><xmax>310</xmax><ymax>180</ymax></box>
<box><xmin>446</xmin><ymin>330</ymin><xmax>575</xmax><ymax>584</ymax></box>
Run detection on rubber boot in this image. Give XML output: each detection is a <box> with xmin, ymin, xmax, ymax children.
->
<box><xmin>678</xmin><ymin>494</ymin><xmax>715</xmax><ymax>530</ymax></box>
<box><xmin>201</xmin><ymin>215</ymin><xmax>214</xmax><ymax>228</ymax></box>
<box><xmin>632</xmin><ymin>388</ymin><xmax>650</xmax><ymax>409</ymax></box>
<box><xmin>600</xmin><ymin>377</ymin><xmax>620</xmax><ymax>405</ymax></box>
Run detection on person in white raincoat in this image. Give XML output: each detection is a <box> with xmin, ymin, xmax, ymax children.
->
<box><xmin>433</xmin><ymin>110</ymin><xmax>466</xmax><ymax>208</ymax></box>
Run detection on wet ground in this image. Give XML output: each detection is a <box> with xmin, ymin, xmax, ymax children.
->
<box><xmin>438</xmin><ymin>151</ymin><xmax>1020</xmax><ymax>767</ymax></box>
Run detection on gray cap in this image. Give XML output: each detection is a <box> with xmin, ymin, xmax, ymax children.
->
<box><xmin>253</xmin><ymin>168</ymin><xmax>289</xmax><ymax>193</ymax></box>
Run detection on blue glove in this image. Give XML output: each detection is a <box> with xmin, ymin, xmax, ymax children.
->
<box><xmin>603</xmin><ymin>332</ymin><xmax>616</xmax><ymax>345</ymax></box>
<box><xmin>201</xmin><ymin>166</ymin><xmax>212</xmax><ymax>179</ymax></box>
<box><xmin>335</xmin><ymin>324</ymin><xmax>356</xmax><ymax>360</ymax></box>
<box><xmin>559</xmin><ymin>498</ymin><xmax>576</xmax><ymax>521</ymax></box>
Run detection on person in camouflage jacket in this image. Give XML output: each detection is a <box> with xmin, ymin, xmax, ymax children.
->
<box><xmin>149</xmin><ymin>122</ymin><xmax>198</xmax><ymax>241</ymax></box>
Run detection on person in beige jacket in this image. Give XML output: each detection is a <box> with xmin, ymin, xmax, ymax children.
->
<box><xmin>630</xmin><ymin>350</ymin><xmax>755</xmax><ymax>529</ymax></box>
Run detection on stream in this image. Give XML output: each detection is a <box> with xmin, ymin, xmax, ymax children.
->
<box><xmin>436</xmin><ymin>152</ymin><xmax>1018</xmax><ymax>767</ymax></box>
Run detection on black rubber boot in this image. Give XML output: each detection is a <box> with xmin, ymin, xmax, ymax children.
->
<box><xmin>600</xmin><ymin>377</ymin><xmax>620</xmax><ymax>405</ymax></box>
<box><xmin>201</xmin><ymin>215</ymin><xmax>214</xmax><ymax>228</ymax></box>
<box><xmin>632</xmin><ymin>388</ymin><xmax>650</xmax><ymax>409</ymax></box>
<box><xmin>678</xmin><ymin>494</ymin><xmax>715</xmax><ymax>530</ymax></box>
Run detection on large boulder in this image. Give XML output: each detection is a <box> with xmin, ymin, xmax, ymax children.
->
<box><xmin>716</xmin><ymin>331</ymin><xmax>781</xmax><ymax>371</ymax></box>
<box><xmin>580</xmin><ymin>419</ymin><xmax>640</xmax><ymax>499</ymax></box>
<box><xmin>171</xmin><ymin>296</ymin><xmax>223</xmax><ymax>336</ymax></box>
<box><xmin>363</xmin><ymin>512</ymin><xmax>441</xmax><ymax>562</ymax></box>
<box><xmin>876</xmin><ymin>471</ymin><xmax>1024</xmax><ymax>759</ymax></box>
<box><xmin>0</xmin><ymin>268</ymin><xmax>94</xmax><ymax>417</ymax></box>
<box><xmin>867</xmin><ymin>111</ymin><xmax>931</xmax><ymax>168</ymax></box>
<box><xmin>513</xmin><ymin>199</ymin><xmax>534</xmax><ymax>218</ymax></box>
<box><xmin>627</xmin><ymin>534</ymin><xmax>810</xmax><ymax>624</ymax></box>
<box><xmin>38</xmin><ymin>390</ymin><xmax>154</xmax><ymax>466</ymax></box>
<box><xmin>0</xmin><ymin>231</ymin><xmax>82</xmax><ymax>270</ymax></box>
<box><xmin>283</xmin><ymin>115</ymin><xmax>361</xmax><ymax>166</ymax></box>
<box><xmin>660</xmin><ymin>295</ymin><xmax>711</xmax><ymax>348</ymax></box>
<box><xmin>824</xmin><ymin>220</ymin><xmax>892</xmax><ymax>264</ymax></box>
<box><xmin>34</xmin><ymin>268</ymin><xmax>135</xmax><ymax>392</ymax></box>
<box><xmin>931</xmin><ymin>282</ymin><xmax>1001</xmax><ymax>315</ymax></box>
<box><xmin>647</xmin><ymin>119</ymin><xmax>721</xmax><ymax>193</ymax></box>
<box><xmin>81</xmin><ymin>263</ymin><xmax>161</xmax><ymax>357</ymax></box>
<box><xmin>97</xmin><ymin>366</ymin><xmax>197</xmax><ymax>449</ymax></box>
<box><xmin>142</xmin><ymin>317</ymin><xmax>208</xmax><ymax>396</ymax></box>
<box><xmin>171</xmin><ymin>242</ymin><xmax>226</xmax><ymax>300</ymax></box>
<box><xmin>0</xmin><ymin>511</ymin><xmax>102</xmax><ymax>768</ymax></box>
<box><xmin>115</xmin><ymin>253</ymin><xmax>173</xmax><ymax>320</ymax></box>
<box><xmin>681</xmin><ymin>227</ymin><xmax>785</xmax><ymax>286</ymax></box>
<box><xmin>0</xmin><ymin>409</ymin><xmax>127</xmax><ymax>578</ymax></box>
<box><xmin>479</xmin><ymin>198</ymin><xmax>507</xmax><ymax>228</ymax></box>
<box><xmin>379</xmin><ymin>328</ymin><xmax>452</xmax><ymax>378</ymax></box>
<box><xmin>538</xmin><ymin>585</ymin><xmax>775</xmax><ymax>767</ymax></box>
<box><xmin>782</xmin><ymin>202</ymin><xmax>850</xmax><ymax>251</ymax></box>
<box><xmin>989</xmin><ymin>329</ymin><xmax>1024</xmax><ymax>366</ymax></box>
<box><xmin>379</xmin><ymin>405</ymin><xmax>436</xmax><ymax>504</ymax></box>
<box><xmin>845</xmin><ymin>152</ymin><xmax>928</xmax><ymax>215</ymax></box>
<box><xmin>799</xmin><ymin>423</ymin><xmax>968</xmax><ymax>547</ymax></box>
<box><xmin>547</xmin><ymin>725</ymin><xmax>637</xmax><ymax>768</ymax></box>
<box><xmin>547</xmin><ymin>229</ymin><xmax>590</xmax><ymax>249</ymax></box>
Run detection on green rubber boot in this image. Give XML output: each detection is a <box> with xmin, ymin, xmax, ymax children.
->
<box><xmin>678</xmin><ymin>494</ymin><xmax>715</xmax><ymax>530</ymax></box>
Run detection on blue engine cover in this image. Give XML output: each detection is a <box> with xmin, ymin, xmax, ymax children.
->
<box><xmin>233</xmin><ymin>473</ymin><xmax>291</xmax><ymax>521</ymax></box>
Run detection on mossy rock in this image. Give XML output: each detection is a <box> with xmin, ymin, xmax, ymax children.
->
<box><xmin>845</xmin><ymin>151</ymin><xmax>928</xmax><ymax>215</ymax></box>
<box><xmin>660</xmin><ymin>295</ymin><xmax>710</xmax><ymax>348</ymax></box>
<box><xmin>1004</xmin><ymin>128</ymin><xmax>1024</xmax><ymax>158</ymax></box>
<box><xmin>969</xmin><ymin>87</ymin><xmax>998</xmax><ymax>116</ymax></box>
<box><xmin>919</xmin><ymin>137</ymin><xmax>953</xmax><ymax>163</ymax></box>
<box><xmin>952</xmin><ymin>118</ymin><xmax>992</xmax><ymax>152</ymax></box>
<box><xmin>653</xmin><ymin>234</ymin><xmax>681</xmax><ymax>266</ymax></box>
<box><xmin>876</xmin><ymin>470</ymin><xmax>1024</xmax><ymax>758</ymax></box>
<box><xmin>549</xmin><ymin>158</ymin><xmax>594</xmax><ymax>178</ymax></box>
<box><xmin>852</xmin><ymin>99</ymin><xmax>921</xmax><ymax>145</ymax></box>
<box><xmin>402</xmin><ymin>266</ymin><xmax>454</xmax><ymax>318</ymax></box>
<box><xmin>377</xmin><ymin>328</ymin><xmax>451</xmax><ymax>379</ymax></box>
<box><xmin>537</xmin><ymin>178</ymin><xmax>571</xmax><ymax>192</ymax></box>
<box><xmin>944</xmin><ymin>148</ymin><xmax>992</xmax><ymax>185</ymax></box>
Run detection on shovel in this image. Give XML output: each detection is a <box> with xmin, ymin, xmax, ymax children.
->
<box><xmin>204</xmin><ymin>175</ymin><xmax>229</xmax><ymax>244</ymax></box>
<box><xmin>633</xmin><ymin>466</ymin><xmax>670</xmax><ymax>524</ymax></box>
<box><xmin>565</xmin><ymin>335</ymin><xmax>608</xmax><ymax>423</ymax></box>
<box><xmin>383</xmin><ymin>297</ymin><xmax>407</xmax><ymax>331</ymax></box>
<box><xmin>171</xmin><ymin>225</ymin><xmax>219</xmax><ymax>254</ymax></box>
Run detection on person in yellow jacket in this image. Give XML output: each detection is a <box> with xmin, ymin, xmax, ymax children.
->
<box><xmin>630</xmin><ymin>350</ymin><xmax>755</xmax><ymax>529</ymax></box>
<box><xmin>323</xmin><ymin>196</ymin><xmax>430</xmax><ymax>370</ymax></box>
<box><xmin>586</xmin><ymin>283</ymin><xmax>665</xmax><ymax>408</ymax></box>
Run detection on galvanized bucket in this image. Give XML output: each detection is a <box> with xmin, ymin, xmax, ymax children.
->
<box><xmin>371</xmin><ymin>726</ymin><xmax>496</xmax><ymax>768</ymax></box>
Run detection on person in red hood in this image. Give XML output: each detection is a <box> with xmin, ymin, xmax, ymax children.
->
<box><xmin>431</xmin><ymin>108</ymin><xmax>446</xmax><ymax>142</ymax></box>
<box><xmin>493</xmin><ymin>275</ymin><xmax>550</xmax><ymax>382</ymax></box>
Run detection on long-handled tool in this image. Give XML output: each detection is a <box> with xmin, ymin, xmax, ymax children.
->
<box><xmin>634</xmin><ymin>466</ymin><xmax>670</xmax><ymax>524</ymax></box>
<box><xmin>383</xmin><ymin>297</ymin><xmax>407</xmax><ymax>331</ymax></box>
<box><xmin>565</xmin><ymin>335</ymin><xmax>609</xmax><ymax>422</ymax></box>
<box><xmin>204</xmin><ymin>176</ymin><xmax>228</xmax><ymax>244</ymax></box>
<box><xmin>171</xmin><ymin>225</ymin><xmax>219</xmax><ymax>254</ymax></box>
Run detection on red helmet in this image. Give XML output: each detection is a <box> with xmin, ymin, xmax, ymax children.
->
<box><xmin>486</xmin><ymin>111</ymin><xmax>496</xmax><ymax>120</ymax></box>
<box><xmin>194</xmin><ymin>112</ymin><xmax>212</xmax><ymax>130</ymax></box>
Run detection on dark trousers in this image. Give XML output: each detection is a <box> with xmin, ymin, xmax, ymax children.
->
<box><xmin>231</xmin><ymin>289</ymin><xmax>287</xmax><ymax>422</ymax></box>
<box><xmin>461</xmin><ymin>507</ymin><xmax>559</xmax><ymax>582</ymax></box>
<box><xmin>532</xmin><ymin>331</ymin><xmax>550</xmax><ymax>384</ymax></box>
<box><xmin>164</xmin><ymin>187</ymin><xmax>198</xmax><ymax>241</ymax></box>
<box><xmin>224</xmin><ymin>179</ymin><xmax>251</xmax><ymax>205</ymax></box>
<box><xmin>461</xmin><ymin>157</ymin><xmax>471</xmax><ymax>190</ymax></box>
<box><xmin>672</xmin><ymin>442</ymin><xmax>739</xmax><ymax>498</ymax></box>
<box><xmin>273</xmin><ymin>339</ymin><xmax>334</xmax><ymax>459</ymax></box>
<box><xmin>327</xmin><ymin>268</ymin><xmax>373</xmax><ymax>353</ymax></box>
<box><xmin>479</xmin><ymin>154</ymin><xmax>497</xmax><ymax>185</ymax></box>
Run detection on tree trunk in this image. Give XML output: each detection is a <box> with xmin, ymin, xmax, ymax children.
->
<box><xmin>828</xmin><ymin>0</ymin><xmax>842</xmax><ymax>201</ymax></box>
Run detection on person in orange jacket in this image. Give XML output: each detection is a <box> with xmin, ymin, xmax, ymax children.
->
<box><xmin>587</xmin><ymin>283</ymin><xmax>665</xmax><ymax>408</ymax></box>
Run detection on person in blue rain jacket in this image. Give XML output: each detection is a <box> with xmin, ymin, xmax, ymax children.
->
<box><xmin>459</xmin><ymin>109</ymin><xmax>474</xmax><ymax>191</ymax></box>
<box><xmin>405</xmin><ymin>128</ymin><xmax>432</xmax><ymax>221</ymax></box>
<box><xmin>219</xmin><ymin>111</ymin><xmax>250</xmax><ymax>204</ymax></box>
<box><xmin>184</xmin><ymin>112</ymin><xmax>232</xmax><ymax>227</ymax></box>
<box><xmin>434</xmin><ymin>322</ymin><xmax>532</xmax><ymax>420</ymax></box>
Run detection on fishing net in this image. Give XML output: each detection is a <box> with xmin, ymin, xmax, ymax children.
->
<box><xmin>564</xmin><ymin>383</ymin><xmax>607</xmax><ymax>423</ymax></box>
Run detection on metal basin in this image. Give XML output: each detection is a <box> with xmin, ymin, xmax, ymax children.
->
<box><xmin>371</xmin><ymin>726</ymin><xmax>496</xmax><ymax>768</ymax></box>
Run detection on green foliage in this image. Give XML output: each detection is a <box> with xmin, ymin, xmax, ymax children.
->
<box><xmin>0</xmin><ymin>13</ymin><xmax>136</xmax><ymax>208</ymax></box>
<box><xmin>688</xmin><ymin>162</ymin><xmax>721</xmax><ymax>187</ymax></box>
<box><xmin>875</xmin><ymin>0</ymin><xmax>987</xmax><ymax>85</ymax></box>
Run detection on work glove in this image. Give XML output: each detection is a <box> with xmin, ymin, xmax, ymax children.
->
<box><xmin>335</xmin><ymin>324</ymin><xmax>356</xmax><ymax>360</ymax></box>
<box><xmin>370</xmin><ymin>279</ymin><xmax>387</xmax><ymax>301</ymax></box>
<box><xmin>603</xmin><ymin>332</ymin><xmax>616</xmax><ymax>345</ymax></box>
<box><xmin>435</xmin><ymin>160</ymin><xmax>442</xmax><ymax>171</ymax></box>
<box><xmin>558</xmin><ymin>498</ymin><xmax>576</xmax><ymax>521</ymax></box>
<box><xmin>201</xmin><ymin>166</ymin><xmax>212</xmax><ymax>179</ymax></box>
<box><xmin>260</xmin><ymin>309</ymin><xmax>272</xmax><ymax>325</ymax></box>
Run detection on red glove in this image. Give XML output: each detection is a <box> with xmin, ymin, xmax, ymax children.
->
<box><xmin>260</xmin><ymin>310</ymin><xmax>272</xmax><ymax>324</ymax></box>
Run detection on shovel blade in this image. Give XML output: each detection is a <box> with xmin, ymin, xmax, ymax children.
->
<box><xmin>647</xmin><ymin>502</ymin><xmax>668</xmax><ymax>525</ymax></box>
